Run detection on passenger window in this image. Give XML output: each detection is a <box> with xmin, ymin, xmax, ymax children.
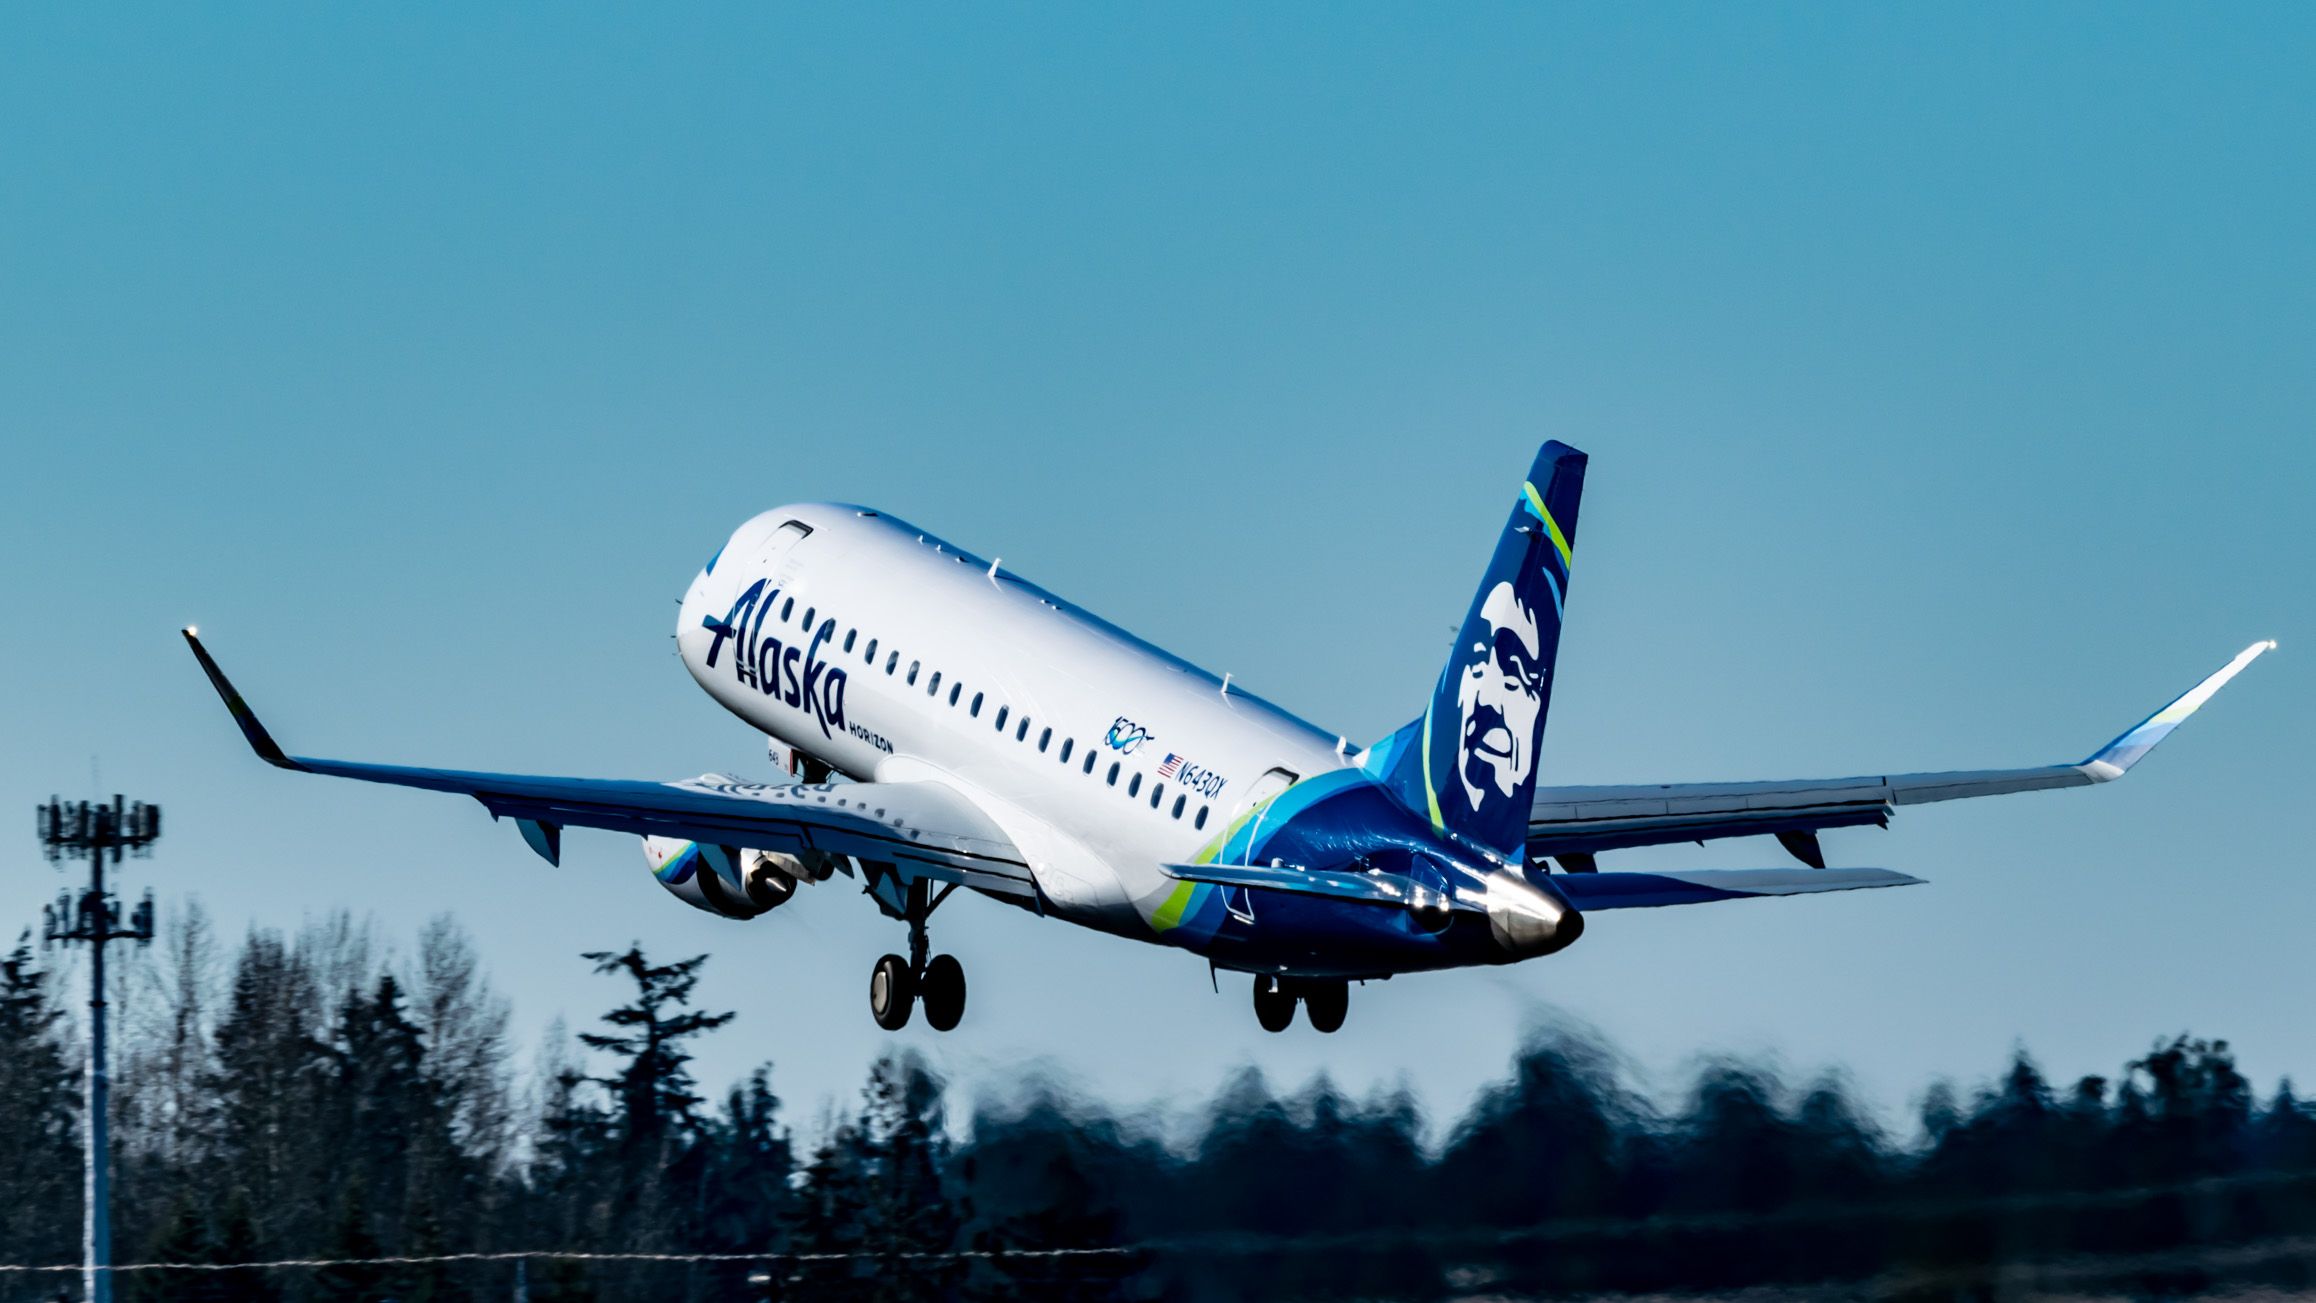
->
<box><xmin>1106</xmin><ymin>762</ymin><xmax>1119</xmax><ymax>786</ymax></box>
<box><xmin>1039</xmin><ymin>728</ymin><xmax>1052</xmax><ymax>753</ymax></box>
<box><xmin>1128</xmin><ymin>773</ymin><xmax>1142</xmax><ymax>797</ymax></box>
<box><xmin>971</xmin><ymin>693</ymin><xmax>984</xmax><ymax>717</ymax></box>
<box><xmin>1195</xmin><ymin>805</ymin><xmax>1209</xmax><ymax>829</ymax></box>
<box><xmin>843</xmin><ymin>629</ymin><xmax>856</xmax><ymax>653</ymax></box>
<box><xmin>907</xmin><ymin>661</ymin><xmax>920</xmax><ymax>686</ymax></box>
<box><xmin>1016</xmin><ymin>718</ymin><xmax>1030</xmax><ymax>742</ymax></box>
<box><xmin>865</xmin><ymin>637</ymin><xmax>877</xmax><ymax>663</ymax></box>
<box><xmin>1150</xmin><ymin>782</ymin><xmax>1164</xmax><ymax>809</ymax></box>
<box><xmin>994</xmin><ymin>705</ymin><xmax>1009</xmax><ymax>730</ymax></box>
<box><xmin>928</xmin><ymin>670</ymin><xmax>942</xmax><ymax>695</ymax></box>
<box><xmin>1172</xmin><ymin>795</ymin><xmax>1185</xmax><ymax>819</ymax></box>
<box><xmin>949</xmin><ymin>683</ymin><xmax>962</xmax><ymax>706</ymax></box>
<box><xmin>819</xmin><ymin>618</ymin><xmax>835</xmax><ymax>642</ymax></box>
<box><xmin>885</xmin><ymin>651</ymin><xmax>898</xmax><ymax>675</ymax></box>
<box><xmin>780</xmin><ymin>597</ymin><xmax>794</xmax><ymax>622</ymax></box>
<box><xmin>1059</xmin><ymin>737</ymin><xmax>1073</xmax><ymax>762</ymax></box>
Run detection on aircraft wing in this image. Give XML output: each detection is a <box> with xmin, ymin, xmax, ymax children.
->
<box><xmin>182</xmin><ymin>630</ymin><xmax>1037</xmax><ymax>900</ymax></box>
<box><xmin>1528</xmin><ymin>641</ymin><xmax>2275</xmax><ymax>864</ymax></box>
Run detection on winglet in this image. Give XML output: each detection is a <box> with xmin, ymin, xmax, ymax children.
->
<box><xmin>2083</xmin><ymin>639</ymin><xmax>2276</xmax><ymax>779</ymax></box>
<box><xmin>182</xmin><ymin>627</ymin><xmax>296</xmax><ymax>770</ymax></box>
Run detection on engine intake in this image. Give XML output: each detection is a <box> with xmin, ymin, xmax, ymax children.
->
<box><xmin>644</xmin><ymin>838</ymin><xmax>812</xmax><ymax>919</ymax></box>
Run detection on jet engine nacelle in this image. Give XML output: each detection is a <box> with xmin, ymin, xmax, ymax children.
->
<box><xmin>642</xmin><ymin>836</ymin><xmax>817</xmax><ymax>920</ymax></box>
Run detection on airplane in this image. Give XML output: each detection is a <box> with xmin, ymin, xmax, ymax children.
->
<box><xmin>183</xmin><ymin>441</ymin><xmax>2274</xmax><ymax>1034</ymax></box>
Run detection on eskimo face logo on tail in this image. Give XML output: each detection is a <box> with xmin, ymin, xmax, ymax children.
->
<box><xmin>699</xmin><ymin>579</ymin><xmax>850</xmax><ymax>740</ymax></box>
<box><xmin>1452</xmin><ymin>580</ymin><xmax>1543</xmax><ymax>818</ymax></box>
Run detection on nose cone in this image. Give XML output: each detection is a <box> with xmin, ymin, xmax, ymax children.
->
<box><xmin>1484</xmin><ymin>871</ymin><xmax>1583</xmax><ymax>960</ymax></box>
<box><xmin>675</xmin><ymin>568</ymin><xmax>717</xmax><ymax>686</ymax></box>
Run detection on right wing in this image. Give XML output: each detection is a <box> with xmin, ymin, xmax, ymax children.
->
<box><xmin>1528</xmin><ymin>641</ymin><xmax>2275</xmax><ymax>863</ymax></box>
<box><xmin>183</xmin><ymin>629</ymin><xmax>1038</xmax><ymax>901</ymax></box>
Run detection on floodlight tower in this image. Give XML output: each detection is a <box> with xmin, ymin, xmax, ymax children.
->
<box><xmin>39</xmin><ymin>796</ymin><xmax>159</xmax><ymax>1303</ymax></box>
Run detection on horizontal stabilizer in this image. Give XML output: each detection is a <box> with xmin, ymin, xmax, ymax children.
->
<box><xmin>1549</xmin><ymin>867</ymin><xmax>1922</xmax><ymax>911</ymax></box>
<box><xmin>1157</xmin><ymin>862</ymin><xmax>1484</xmax><ymax>911</ymax></box>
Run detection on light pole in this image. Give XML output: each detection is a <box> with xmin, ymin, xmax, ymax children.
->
<box><xmin>39</xmin><ymin>796</ymin><xmax>159</xmax><ymax>1303</ymax></box>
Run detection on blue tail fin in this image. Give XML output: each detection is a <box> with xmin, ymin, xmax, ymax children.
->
<box><xmin>1375</xmin><ymin>441</ymin><xmax>1586</xmax><ymax>861</ymax></box>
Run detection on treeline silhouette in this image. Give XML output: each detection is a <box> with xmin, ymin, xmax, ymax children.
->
<box><xmin>2</xmin><ymin>907</ymin><xmax>2314</xmax><ymax>1301</ymax></box>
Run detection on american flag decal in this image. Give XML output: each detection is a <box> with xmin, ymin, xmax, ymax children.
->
<box><xmin>1158</xmin><ymin>753</ymin><xmax>1182</xmax><ymax>778</ymax></box>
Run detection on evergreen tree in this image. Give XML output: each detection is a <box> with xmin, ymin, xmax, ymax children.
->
<box><xmin>312</xmin><ymin>1176</ymin><xmax>385</xmax><ymax>1303</ymax></box>
<box><xmin>571</xmin><ymin>946</ymin><xmax>735</xmax><ymax>1299</ymax></box>
<box><xmin>0</xmin><ymin>935</ymin><xmax>80</xmax><ymax>1279</ymax></box>
<box><xmin>698</xmin><ymin>1066</ymin><xmax>793</xmax><ymax>1256</ymax></box>
<box><xmin>133</xmin><ymin>1197</ymin><xmax>216</xmax><ymax>1303</ymax></box>
<box><xmin>204</xmin><ymin>931</ymin><xmax>324</xmax><ymax>1250</ymax></box>
<box><xmin>785</xmin><ymin>1124</ymin><xmax>875</xmax><ymax>1302</ymax></box>
<box><xmin>859</xmin><ymin>1053</ymin><xmax>965</xmax><ymax>1302</ymax></box>
<box><xmin>576</xmin><ymin>946</ymin><xmax>736</xmax><ymax>1167</ymax></box>
<box><xmin>211</xmin><ymin>1193</ymin><xmax>277</xmax><ymax>1303</ymax></box>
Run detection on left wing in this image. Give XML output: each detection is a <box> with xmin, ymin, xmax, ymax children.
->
<box><xmin>1528</xmin><ymin>640</ymin><xmax>2274</xmax><ymax>864</ymax></box>
<box><xmin>182</xmin><ymin>629</ymin><xmax>1037</xmax><ymax>900</ymax></box>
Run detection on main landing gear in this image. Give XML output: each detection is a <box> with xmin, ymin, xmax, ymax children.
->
<box><xmin>867</xmin><ymin>877</ymin><xmax>967</xmax><ymax>1033</ymax></box>
<box><xmin>1252</xmin><ymin>975</ymin><xmax>1349</xmax><ymax>1034</ymax></box>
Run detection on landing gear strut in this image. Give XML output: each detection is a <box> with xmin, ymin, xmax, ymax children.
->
<box><xmin>1251</xmin><ymin>976</ymin><xmax>1350</xmax><ymax>1034</ymax></box>
<box><xmin>865</xmin><ymin>875</ymin><xmax>967</xmax><ymax>1033</ymax></box>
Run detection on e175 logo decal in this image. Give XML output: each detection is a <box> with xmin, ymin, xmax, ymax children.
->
<box><xmin>699</xmin><ymin>579</ymin><xmax>850</xmax><ymax>740</ymax></box>
<box><xmin>1106</xmin><ymin>716</ymin><xmax>1155</xmax><ymax>755</ymax></box>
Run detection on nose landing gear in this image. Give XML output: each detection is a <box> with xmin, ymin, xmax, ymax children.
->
<box><xmin>864</xmin><ymin>874</ymin><xmax>967</xmax><ymax>1033</ymax></box>
<box><xmin>1252</xmin><ymin>976</ymin><xmax>1349</xmax><ymax>1033</ymax></box>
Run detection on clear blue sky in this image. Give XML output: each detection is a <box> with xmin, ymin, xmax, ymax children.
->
<box><xmin>3</xmin><ymin>5</ymin><xmax>2307</xmax><ymax>1136</ymax></box>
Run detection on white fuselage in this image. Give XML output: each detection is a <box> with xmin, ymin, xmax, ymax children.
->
<box><xmin>674</xmin><ymin>505</ymin><xmax>1354</xmax><ymax>940</ymax></box>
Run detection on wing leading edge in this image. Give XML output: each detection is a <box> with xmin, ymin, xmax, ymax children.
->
<box><xmin>1528</xmin><ymin>640</ymin><xmax>2276</xmax><ymax>860</ymax></box>
<box><xmin>181</xmin><ymin>629</ymin><xmax>1037</xmax><ymax>899</ymax></box>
